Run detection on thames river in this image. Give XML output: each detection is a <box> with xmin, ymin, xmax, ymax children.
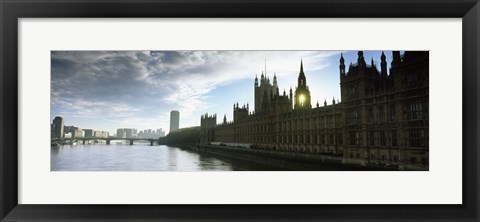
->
<box><xmin>51</xmin><ymin>144</ymin><xmax>287</xmax><ymax>171</ymax></box>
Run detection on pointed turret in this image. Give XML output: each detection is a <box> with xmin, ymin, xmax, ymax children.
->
<box><xmin>380</xmin><ymin>51</ymin><xmax>387</xmax><ymax>76</ymax></box>
<box><xmin>300</xmin><ymin>59</ymin><xmax>304</xmax><ymax>74</ymax></box>
<box><xmin>289</xmin><ymin>87</ymin><xmax>293</xmax><ymax>108</ymax></box>
<box><xmin>298</xmin><ymin>59</ymin><xmax>306</xmax><ymax>87</ymax></box>
<box><xmin>254</xmin><ymin>74</ymin><xmax>258</xmax><ymax>87</ymax></box>
<box><xmin>339</xmin><ymin>53</ymin><xmax>346</xmax><ymax>76</ymax></box>
<box><xmin>358</xmin><ymin>51</ymin><xmax>366</xmax><ymax>67</ymax></box>
<box><xmin>273</xmin><ymin>72</ymin><xmax>278</xmax><ymax>86</ymax></box>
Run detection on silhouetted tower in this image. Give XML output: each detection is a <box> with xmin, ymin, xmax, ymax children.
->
<box><xmin>294</xmin><ymin>59</ymin><xmax>312</xmax><ymax>110</ymax></box>
<box><xmin>381</xmin><ymin>51</ymin><xmax>388</xmax><ymax>76</ymax></box>
<box><xmin>339</xmin><ymin>53</ymin><xmax>346</xmax><ymax>76</ymax></box>
<box><xmin>357</xmin><ymin>51</ymin><xmax>367</xmax><ymax>67</ymax></box>
<box><xmin>289</xmin><ymin>87</ymin><xmax>293</xmax><ymax>109</ymax></box>
<box><xmin>273</xmin><ymin>73</ymin><xmax>278</xmax><ymax>94</ymax></box>
<box><xmin>254</xmin><ymin>68</ymin><xmax>275</xmax><ymax>114</ymax></box>
<box><xmin>200</xmin><ymin>113</ymin><xmax>216</xmax><ymax>144</ymax></box>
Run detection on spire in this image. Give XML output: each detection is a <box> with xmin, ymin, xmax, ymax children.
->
<box><xmin>283</xmin><ymin>89</ymin><xmax>286</xmax><ymax>96</ymax></box>
<box><xmin>316</xmin><ymin>100</ymin><xmax>319</xmax><ymax>108</ymax></box>
<box><xmin>298</xmin><ymin>59</ymin><xmax>306</xmax><ymax>87</ymax></box>
<box><xmin>358</xmin><ymin>51</ymin><xmax>366</xmax><ymax>67</ymax></box>
<box><xmin>332</xmin><ymin>97</ymin><xmax>336</xmax><ymax>105</ymax></box>
<box><xmin>273</xmin><ymin>72</ymin><xmax>278</xmax><ymax>86</ymax></box>
<box><xmin>371</xmin><ymin>57</ymin><xmax>374</xmax><ymax>67</ymax></box>
<box><xmin>300</xmin><ymin>58</ymin><xmax>304</xmax><ymax>75</ymax></box>
<box><xmin>339</xmin><ymin>53</ymin><xmax>346</xmax><ymax>76</ymax></box>
<box><xmin>324</xmin><ymin>99</ymin><xmax>327</xmax><ymax>106</ymax></box>
<box><xmin>381</xmin><ymin>51</ymin><xmax>388</xmax><ymax>76</ymax></box>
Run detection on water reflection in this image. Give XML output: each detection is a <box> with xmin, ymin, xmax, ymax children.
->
<box><xmin>51</xmin><ymin>144</ymin><xmax>238</xmax><ymax>171</ymax></box>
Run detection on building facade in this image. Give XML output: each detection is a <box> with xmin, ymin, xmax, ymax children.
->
<box><xmin>200</xmin><ymin>51</ymin><xmax>429</xmax><ymax>169</ymax></box>
<box><xmin>170</xmin><ymin>110</ymin><xmax>180</xmax><ymax>133</ymax></box>
<box><xmin>94</xmin><ymin>130</ymin><xmax>109</xmax><ymax>138</ymax></box>
<box><xmin>52</xmin><ymin>116</ymin><xmax>64</xmax><ymax>139</ymax></box>
<box><xmin>84</xmin><ymin>129</ymin><xmax>94</xmax><ymax>138</ymax></box>
<box><xmin>64</xmin><ymin>125</ymin><xmax>84</xmax><ymax>138</ymax></box>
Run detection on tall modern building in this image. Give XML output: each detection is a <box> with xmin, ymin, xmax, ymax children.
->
<box><xmin>170</xmin><ymin>110</ymin><xmax>180</xmax><ymax>133</ymax></box>
<box><xmin>200</xmin><ymin>51</ymin><xmax>429</xmax><ymax>170</ymax></box>
<box><xmin>52</xmin><ymin>116</ymin><xmax>64</xmax><ymax>139</ymax></box>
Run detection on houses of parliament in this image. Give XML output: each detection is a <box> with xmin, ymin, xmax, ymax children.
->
<box><xmin>200</xmin><ymin>51</ymin><xmax>428</xmax><ymax>169</ymax></box>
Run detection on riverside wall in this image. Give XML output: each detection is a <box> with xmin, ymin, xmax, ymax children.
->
<box><xmin>174</xmin><ymin>144</ymin><xmax>400</xmax><ymax>171</ymax></box>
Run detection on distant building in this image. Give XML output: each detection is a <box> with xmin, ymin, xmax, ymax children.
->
<box><xmin>52</xmin><ymin>116</ymin><xmax>64</xmax><ymax>139</ymax></box>
<box><xmin>124</xmin><ymin>128</ymin><xmax>135</xmax><ymax>138</ymax></box>
<box><xmin>64</xmin><ymin>132</ymin><xmax>72</xmax><ymax>139</ymax></box>
<box><xmin>136</xmin><ymin>128</ymin><xmax>165</xmax><ymax>139</ymax></box>
<box><xmin>158</xmin><ymin>128</ymin><xmax>166</xmax><ymax>137</ymax></box>
<box><xmin>64</xmin><ymin>125</ymin><xmax>83</xmax><ymax>138</ymax></box>
<box><xmin>116</xmin><ymin>129</ymin><xmax>126</xmax><ymax>138</ymax></box>
<box><xmin>94</xmin><ymin>130</ymin><xmax>109</xmax><ymax>138</ymax></box>
<box><xmin>170</xmin><ymin>110</ymin><xmax>180</xmax><ymax>133</ymax></box>
<box><xmin>84</xmin><ymin>129</ymin><xmax>94</xmax><ymax>138</ymax></box>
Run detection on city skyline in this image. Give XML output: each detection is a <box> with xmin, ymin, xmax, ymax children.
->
<box><xmin>51</xmin><ymin>50</ymin><xmax>394</xmax><ymax>135</ymax></box>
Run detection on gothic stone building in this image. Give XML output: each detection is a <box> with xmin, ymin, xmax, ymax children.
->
<box><xmin>200</xmin><ymin>51</ymin><xmax>429</xmax><ymax>169</ymax></box>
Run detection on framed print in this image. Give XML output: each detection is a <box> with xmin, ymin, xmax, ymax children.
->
<box><xmin>1</xmin><ymin>0</ymin><xmax>479</xmax><ymax>221</ymax></box>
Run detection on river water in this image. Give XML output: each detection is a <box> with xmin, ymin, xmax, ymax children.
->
<box><xmin>51</xmin><ymin>144</ymin><xmax>286</xmax><ymax>171</ymax></box>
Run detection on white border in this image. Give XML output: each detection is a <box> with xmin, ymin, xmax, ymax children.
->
<box><xmin>19</xmin><ymin>18</ymin><xmax>462</xmax><ymax>204</ymax></box>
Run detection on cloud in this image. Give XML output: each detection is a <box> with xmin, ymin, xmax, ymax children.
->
<box><xmin>51</xmin><ymin>50</ymin><xmax>340</xmax><ymax>131</ymax></box>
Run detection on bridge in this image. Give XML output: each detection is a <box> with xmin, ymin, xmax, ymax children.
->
<box><xmin>53</xmin><ymin>137</ymin><xmax>160</xmax><ymax>146</ymax></box>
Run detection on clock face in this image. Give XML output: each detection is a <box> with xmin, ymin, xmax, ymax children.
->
<box><xmin>299</xmin><ymin>94</ymin><xmax>305</xmax><ymax>106</ymax></box>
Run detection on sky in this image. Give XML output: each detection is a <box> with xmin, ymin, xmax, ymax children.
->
<box><xmin>51</xmin><ymin>50</ymin><xmax>393</xmax><ymax>135</ymax></box>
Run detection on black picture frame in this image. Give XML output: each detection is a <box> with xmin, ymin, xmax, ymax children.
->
<box><xmin>1</xmin><ymin>0</ymin><xmax>479</xmax><ymax>221</ymax></box>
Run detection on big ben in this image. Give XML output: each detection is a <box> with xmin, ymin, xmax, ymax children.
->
<box><xmin>294</xmin><ymin>59</ymin><xmax>312</xmax><ymax>109</ymax></box>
